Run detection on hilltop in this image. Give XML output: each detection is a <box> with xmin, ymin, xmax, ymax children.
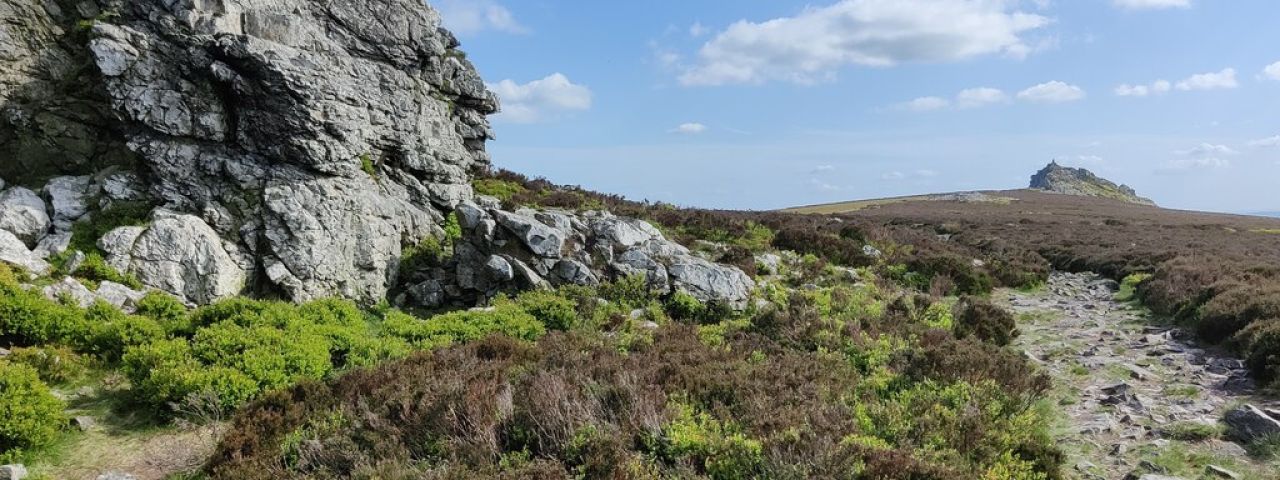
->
<box><xmin>1029</xmin><ymin>161</ymin><xmax>1155</xmax><ymax>206</ymax></box>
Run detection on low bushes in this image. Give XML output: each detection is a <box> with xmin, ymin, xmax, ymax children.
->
<box><xmin>0</xmin><ymin>363</ymin><xmax>66</xmax><ymax>459</ymax></box>
<box><xmin>953</xmin><ymin>297</ymin><xmax>1018</xmax><ymax>347</ymax></box>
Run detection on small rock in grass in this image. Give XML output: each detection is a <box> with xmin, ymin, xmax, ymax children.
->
<box><xmin>0</xmin><ymin>464</ymin><xmax>27</xmax><ymax>480</ymax></box>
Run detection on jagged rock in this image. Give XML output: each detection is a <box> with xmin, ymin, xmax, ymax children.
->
<box><xmin>493</xmin><ymin>210</ymin><xmax>566</xmax><ymax>258</ymax></box>
<box><xmin>0</xmin><ymin>187</ymin><xmax>50</xmax><ymax>247</ymax></box>
<box><xmin>95</xmin><ymin>281</ymin><xmax>146</xmax><ymax>311</ymax></box>
<box><xmin>1205</xmin><ymin>465</ymin><xmax>1241</xmax><ymax>479</ymax></box>
<box><xmin>4</xmin><ymin>0</ymin><xmax>498</xmax><ymax>306</ymax></box>
<box><xmin>1030</xmin><ymin>161</ymin><xmax>1155</xmax><ymax>205</ymax></box>
<box><xmin>0</xmin><ymin>229</ymin><xmax>50</xmax><ymax>274</ymax></box>
<box><xmin>0</xmin><ymin>464</ymin><xmax>27</xmax><ymax>480</ymax></box>
<box><xmin>42</xmin><ymin>175</ymin><xmax>92</xmax><ymax>230</ymax></box>
<box><xmin>102</xmin><ymin>210</ymin><xmax>246</xmax><ymax>304</ymax></box>
<box><xmin>862</xmin><ymin>244</ymin><xmax>882</xmax><ymax>258</ymax></box>
<box><xmin>755</xmin><ymin>253</ymin><xmax>782</xmax><ymax>275</ymax></box>
<box><xmin>60</xmin><ymin>250</ymin><xmax>87</xmax><ymax>275</ymax></box>
<box><xmin>44</xmin><ymin>277</ymin><xmax>97</xmax><ymax>308</ymax></box>
<box><xmin>429</xmin><ymin>205</ymin><xmax>755</xmax><ymax>309</ymax></box>
<box><xmin>33</xmin><ymin>232</ymin><xmax>72</xmax><ymax>259</ymax></box>
<box><xmin>668</xmin><ymin>258</ymin><xmax>755</xmax><ymax>309</ymax></box>
<box><xmin>1223</xmin><ymin>404</ymin><xmax>1280</xmax><ymax>444</ymax></box>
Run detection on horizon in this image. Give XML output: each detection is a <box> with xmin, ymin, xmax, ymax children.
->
<box><xmin>438</xmin><ymin>0</ymin><xmax>1280</xmax><ymax>215</ymax></box>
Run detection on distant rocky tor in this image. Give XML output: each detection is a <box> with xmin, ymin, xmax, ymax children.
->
<box><xmin>1029</xmin><ymin>161</ymin><xmax>1156</xmax><ymax>206</ymax></box>
<box><xmin>0</xmin><ymin>0</ymin><xmax>754</xmax><ymax>309</ymax></box>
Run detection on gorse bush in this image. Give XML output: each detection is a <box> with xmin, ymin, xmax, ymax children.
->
<box><xmin>0</xmin><ymin>363</ymin><xmax>66</xmax><ymax>458</ymax></box>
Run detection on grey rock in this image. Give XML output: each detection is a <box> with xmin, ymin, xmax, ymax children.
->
<box><xmin>1204</xmin><ymin>465</ymin><xmax>1241</xmax><ymax>479</ymax></box>
<box><xmin>406</xmin><ymin>280</ymin><xmax>445</xmax><ymax>308</ymax></box>
<box><xmin>0</xmin><ymin>464</ymin><xmax>27</xmax><ymax>480</ymax></box>
<box><xmin>97</xmin><ymin>171</ymin><xmax>147</xmax><ymax>204</ymax></box>
<box><xmin>1030</xmin><ymin>161</ymin><xmax>1155</xmax><ymax>206</ymax></box>
<box><xmin>33</xmin><ymin>232</ymin><xmax>72</xmax><ymax>259</ymax></box>
<box><xmin>70</xmin><ymin>416</ymin><xmax>96</xmax><ymax>432</ymax></box>
<box><xmin>43</xmin><ymin>277</ymin><xmax>96</xmax><ymax>308</ymax></box>
<box><xmin>612</xmin><ymin>249</ymin><xmax>670</xmax><ymax>290</ymax></box>
<box><xmin>552</xmin><ymin>259</ymin><xmax>599</xmax><ymax>286</ymax></box>
<box><xmin>106</xmin><ymin>211</ymin><xmax>246</xmax><ymax>304</ymax></box>
<box><xmin>0</xmin><ymin>229</ymin><xmax>50</xmax><ymax>274</ymax></box>
<box><xmin>95</xmin><ymin>281</ymin><xmax>146</xmax><ymax>311</ymax></box>
<box><xmin>0</xmin><ymin>187</ymin><xmax>50</xmax><ymax>247</ymax></box>
<box><xmin>0</xmin><ymin>348</ymin><xmax>9</xmax><ymax>358</ymax></box>
<box><xmin>862</xmin><ymin>244</ymin><xmax>882</xmax><ymax>258</ymax></box>
<box><xmin>591</xmin><ymin>215</ymin><xmax>663</xmax><ymax>250</ymax></box>
<box><xmin>42</xmin><ymin>175</ymin><xmax>92</xmax><ymax>230</ymax></box>
<box><xmin>668</xmin><ymin>257</ymin><xmax>756</xmax><ymax>309</ymax></box>
<box><xmin>60</xmin><ymin>250</ymin><xmax>87</xmax><ymax>275</ymax></box>
<box><xmin>1223</xmin><ymin>404</ymin><xmax>1280</xmax><ymax>444</ymax></box>
<box><xmin>485</xmin><ymin>255</ymin><xmax>514</xmax><ymax>283</ymax></box>
<box><xmin>755</xmin><ymin>253</ymin><xmax>782</xmax><ymax>275</ymax></box>
<box><xmin>493</xmin><ymin>210</ymin><xmax>565</xmax><ymax>258</ymax></box>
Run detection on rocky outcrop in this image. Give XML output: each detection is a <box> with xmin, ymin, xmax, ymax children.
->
<box><xmin>409</xmin><ymin>202</ymin><xmax>756</xmax><ymax>309</ymax></box>
<box><xmin>1</xmin><ymin>0</ymin><xmax>499</xmax><ymax>304</ymax></box>
<box><xmin>1029</xmin><ymin>161</ymin><xmax>1155</xmax><ymax>206</ymax></box>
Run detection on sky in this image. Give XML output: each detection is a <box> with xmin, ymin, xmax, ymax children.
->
<box><xmin>435</xmin><ymin>0</ymin><xmax>1280</xmax><ymax>213</ymax></box>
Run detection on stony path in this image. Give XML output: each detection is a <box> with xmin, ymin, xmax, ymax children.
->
<box><xmin>1003</xmin><ymin>272</ymin><xmax>1280</xmax><ymax>480</ymax></box>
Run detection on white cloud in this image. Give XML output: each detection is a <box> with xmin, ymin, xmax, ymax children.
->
<box><xmin>1163</xmin><ymin>157</ymin><xmax>1230</xmax><ymax>171</ymax></box>
<box><xmin>1112</xmin><ymin>0</ymin><xmax>1190</xmax><ymax>10</ymax></box>
<box><xmin>437</xmin><ymin>0</ymin><xmax>528</xmax><ymax>35</ymax></box>
<box><xmin>1017</xmin><ymin>81</ymin><xmax>1086</xmax><ymax>103</ymax></box>
<box><xmin>811</xmin><ymin>165</ymin><xmax>837</xmax><ymax>173</ymax></box>
<box><xmin>956</xmin><ymin>88</ymin><xmax>1009</xmax><ymax>108</ymax></box>
<box><xmin>1175</xmin><ymin>68</ymin><xmax>1238</xmax><ymax>91</ymax></box>
<box><xmin>899</xmin><ymin>96</ymin><xmax>951</xmax><ymax>112</ymax></box>
<box><xmin>1115</xmin><ymin>79</ymin><xmax>1171</xmax><ymax>97</ymax></box>
<box><xmin>689</xmin><ymin>22</ymin><xmax>710</xmax><ymax>37</ymax></box>
<box><xmin>671</xmin><ymin>123</ymin><xmax>708</xmax><ymax>134</ymax></box>
<box><xmin>1175</xmin><ymin>143</ymin><xmax>1239</xmax><ymax>157</ymax></box>
<box><xmin>1248</xmin><ymin>135</ymin><xmax>1280</xmax><ymax>148</ymax></box>
<box><xmin>487</xmin><ymin>73</ymin><xmax>592</xmax><ymax>123</ymax></box>
<box><xmin>1264</xmin><ymin>61</ymin><xmax>1280</xmax><ymax>81</ymax></box>
<box><xmin>678</xmin><ymin>0</ymin><xmax>1049</xmax><ymax>86</ymax></box>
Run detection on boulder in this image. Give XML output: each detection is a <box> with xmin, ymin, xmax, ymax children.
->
<box><xmin>1223</xmin><ymin>404</ymin><xmax>1280</xmax><ymax>444</ymax></box>
<box><xmin>0</xmin><ymin>229</ymin><xmax>50</xmax><ymax>274</ymax></box>
<box><xmin>492</xmin><ymin>210</ymin><xmax>565</xmax><ymax>258</ymax></box>
<box><xmin>668</xmin><ymin>258</ymin><xmax>756</xmax><ymax>309</ymax></box>
<box><xmin>0</xmin><ymin>187</ymin><xmax>50</xmax><ymax>247</ymax></box>
<box><xmin>42</xmin><ymin>175</ymin><xmax>92</xmax><ymax>230</ymax></box>
<box><xmin>95</xmin><ymin>281</ymin><xmax>147</xmax><ymax>312</ymax></box>
<box><xmin>103</xmin><ymin>210</ymin><xmax>246</xmax><ymax>305</ymax></box>
<box><xmin>0</xmin><ymin>464</ymin><xmax>26</xmax><ymax>480</ymax></box>
<box><xmin>43</xmin><ymin>277</ymin><xmax>97</xmax><ymax>308</ymax></box>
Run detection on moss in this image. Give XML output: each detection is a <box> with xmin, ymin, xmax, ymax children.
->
<box><xmin>359</xmin><ymin>154</ymin><xmax>377</xmax><ymax>178</ymax></box>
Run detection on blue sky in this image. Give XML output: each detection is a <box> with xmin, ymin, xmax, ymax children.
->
<box><xmin>436</xmin><ymin>0</ymin><xmax>1280</xmax><ymax>213</ymax></box>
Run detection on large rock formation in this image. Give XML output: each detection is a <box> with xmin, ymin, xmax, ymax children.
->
<box><xmin>0</xmin><ymin>0</ymin><xmax>757</xmax><ymax>309</ymax></box>
<box><xmin>1029</xmin><ymin>161</ymin><xmax>1155</xmax><ymax>206</ymax></box>
<box><xmin>1</xmin><ymin>0</ymin><xmax>498</xmax><ymax>304</ymax></box>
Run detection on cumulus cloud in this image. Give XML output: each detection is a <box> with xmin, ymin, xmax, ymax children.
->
<box><xmin>437</xmin><ymin>0</ymin><xmax>528</xmax><ymax>35</ymax></box>
<box><xmin>671</xmin><ymin>123</ymin><xmax>708</xmax><ymax>134</ymax></box>
<box><xmin>1248</xmin><ymin>135</ymin><xmax>1280</xmax><ymax>148</ymax></box>
<box><xmin>1162</xmin><ymin>157</ymin><xmax>1230</xmax><ymax>171</ymax></box>
<box><xmin>1175</xmin><ymin>68</ymin><xmax>1238</xmax><ymax>91</ymax></box>
<box><xmin>689</xmin><ymin>22</ymin><xmax>710</xmax><ymax>37</ymax></box>
<box><xmin>678</xmin><ymin>0</ymin><xmax>1049</xmax><ymax>86</ymax></box>
<box><xmin>1017</xmin><ymin>81</ymin><xmax>1086</xmax><ymax>103</ymax></box>
<box><xmin>1114</xmin><ymin>79</ymin><xmax>1171</xmax><ymax>97</ymax></box>
<box><xmin>1175</xmin><ymin>143</ymin><xmax>1239</xmax><ymax>157</ymax></box>
<box><xmin>487</xmin><ymin>73</ymin><xmax>592</xmax><ymax>123</ymax></box>
<box><xmin>897</xmin><ymin>96</ymin><xmax>951</xmax><ymax>112</ymax></box>
<box><xmin>1112</xmin><ymin>0</ymin><xmax>1190</xmax><ymax>10</ymax></box>
<box><xmin>1264</xmin><ymin>61</ymin><xmax>1280</xmax><ymax>81</ymax></box>
<box><xmin>956</xmin><ymin>88</ymin><xmax>1010</xmax><ymax>108</ymax></box>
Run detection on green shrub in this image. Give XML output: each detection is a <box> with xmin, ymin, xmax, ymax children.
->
<box><xmin>0</xmin><ymin>363</ymin><xmax>66</xmax><ymax>456</ymax></box>
<box><xmin>515</xmin><ymin>290</ymin><xmax>579</xmax><ymax>331</ymax></box>
<box><xmin>472</xmin><ymin>178</ymin><xmax>528</xmax><ymax>202</ymax></box>
<box><xmin>384</xmin><ymin>304</ymin><xmax>545</xmax><ymax>347</ymax></box>
<box><xmin>8</xmin><ymin>345</ymin><xmax>88</xmax><ymax>384</ymax></box>
<box><xmin>1232</xmin><ymin>318</ymin><xmax>1280</xmax><ymax>382</ymax></box>
<box><xmin>85</xmin><ymin>301</ymin><xmax>164</xmax><ymax>359</ymax></box>
<box><xmin>0</xmin><ymin>282</ymin><xmax>90</xmax><ymax>346</ymax></box>
<box><xmin>69</xmin><ymin>252</ymin><xmax>142</xmax><ymax>289</ymax></box>
<box><xmin>599</xmin><ymin>274</ymin><xmax>656</xmax><ymax>309</ymax></box>
<box><xmin>665</xmin><ymin>291</ymin><xmax>734</xmax><ymax>325</ymax></box>
<box><xmin>953</xmin><ymin>297</ymin><xmax>1018</xmax><ymax>347</ymax></box>
<box><xmin>661</xmin><ymin>402</ymin><xmax>763</xmax><ymax>480</ymax></box>
<box><xmin>122</xmin><ymin>339</ymin><xmax>258</xmax><ymax>411</ymax></box>
<box><xmin>191</xmin><ymin>323</ymin><xmax>333</xmax><ymax>392</ymax></box>
<box><xmin>134</xmin><ymin>291</ymin><xmax>190</xmax><ymax>334</ymax></box>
